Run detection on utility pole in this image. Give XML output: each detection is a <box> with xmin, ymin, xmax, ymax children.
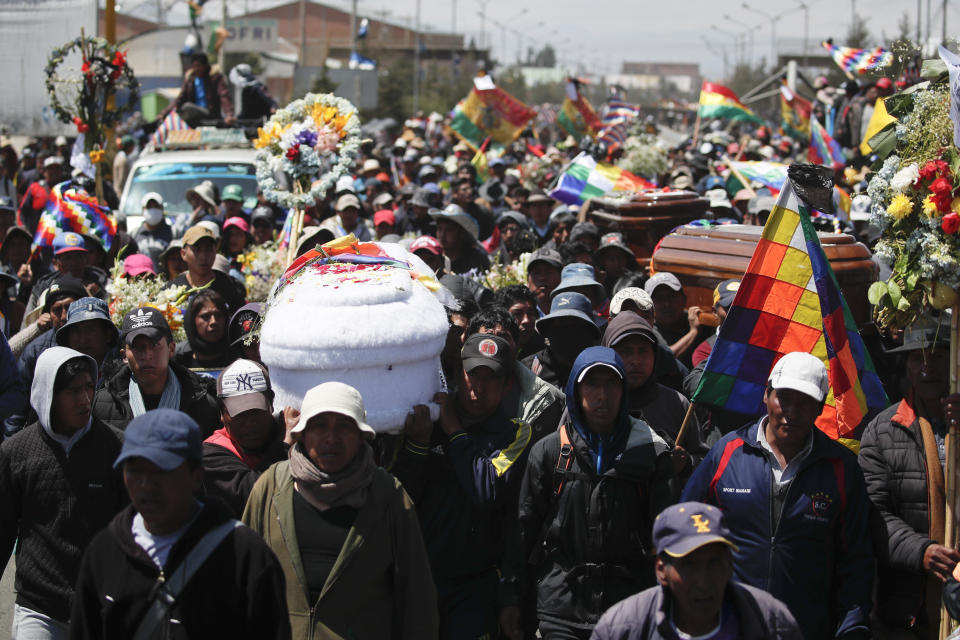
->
<box><xmin>299</xmin><ymin>0</ymin><xmax>306</xmax><ymax>64</ymax></box>
<box><xmin>927</xmin><ymin>0</ymin><xmax>932</xmax><ymax>44</ymax></box>
<box><xmin>450</xmin><ymin>0</ymin><xmax>456</xmax><ymax>82</ymax></box>
<box><xmin>797</xmin><ymin>1</ymin><xmax>809</xmax><ymax>68</ymax></box>
<box><xmin>943</xmin><ymin>0</ymin><xmax>947</xmax><ymax>44</ymax></box>
<box><xmin>218</xmin><ymin>0</ymin><xmax>226</xmax><ymax>70</ymax></box>
<box><xmin>351</xmin><ymin>0</ymin><xmax>359</xmax><ymax>106</ymax></box>
<box><xmin>917</xmin><ymin>0</ymin><xmax>922</xmax><ymax>42</ymax></box>
<box><xmin>413</xmin><ymin>0</ymin><xmax>421</xmax><ymax>113</ymax></box>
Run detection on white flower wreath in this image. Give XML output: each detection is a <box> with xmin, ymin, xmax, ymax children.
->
<box><xmin>254</xmin><ymin>93</ymin><xmax>362</xmax><ymax>209</ymax></box>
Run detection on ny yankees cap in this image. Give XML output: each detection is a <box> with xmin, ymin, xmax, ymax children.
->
<box><xmin>653</xmin><ymin>501</ymin><xmax>739</xmax><ymax>557</ymax></box>
<box><xmin>217</xmin><ymin>359</ymin><xmax>273</xmax><ymax>415</ymax></box>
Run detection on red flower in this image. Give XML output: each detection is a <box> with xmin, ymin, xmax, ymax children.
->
<box><xmin>81</xmin><ymin>60</ymin><xmax>91</xmax><ymax>76</ymax></box>
<box><xmin>72</xmin><ymin>116</ymin><xmax>88</xmax><ymax>133</ymax></box>
<box><xmin>930</xmin><ymin>177</ymin><xmax>955</xmax><ymax>212</ymax></box>
<box><xmin>916</xmin><ymin>158</ymin><xmax>952</xmax><ymax>187</ymax></box>
<box><xmin>942</xmin><ymin>211</ymin><xmax>960</xmax><ymax>234</ymax></box>
<box><xmin>285</xmin><ymin>147</ymin><xmax>300</xmax><ymax>161</ymax></box>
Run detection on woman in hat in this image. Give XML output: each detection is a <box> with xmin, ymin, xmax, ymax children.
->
<box><xmin>159</xmin><ymin>239</ymin><xmax>186</xmax><ymax>282</ymax></box>
<box><xmin>221</xmin><ymin>216</ymin><xmax>251</xmax><ymax>270</ymax></box>
<box><xmin>185</xmin><ymin>181</ymin><xmax>220</xmax><ymax>225</ymax></box>
<box><xmin>243</xmin><ymin>382</ymin><xmax>439</xmax><ymax>639</ymax></box>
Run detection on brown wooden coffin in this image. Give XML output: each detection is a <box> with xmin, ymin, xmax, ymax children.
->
<box><xmin>650</xmin><ymin>224</ymin><xmax>879</xmax><ymax>327</ymax></box>
<box><xmin>582</xmin><ymin>190</ymin><xmax>710</xmax><ymax>269</ymax></box>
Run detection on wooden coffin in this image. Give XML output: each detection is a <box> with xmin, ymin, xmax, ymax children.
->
<box><xmin>650</xmin><ymin>224</ymin><xmax>879</xmax><ymax>327</ymax></box>
<box><xmin>583</xmin><ymin>190</ymin><xmax>710</xmax><ymax>269</ymax></box>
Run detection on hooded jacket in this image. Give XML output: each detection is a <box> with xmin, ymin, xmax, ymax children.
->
<box><xmin>682</xmin><ymin>422</ymin><xmax>874</xmax><ymax>640</ymax></box>
<box><xmin>174</xmin><ymin>294</ymin><xmax>234</xmax><ymax>369</ymax></box>
<box><xmin>202</xmin><ymin>423</ymin><xmax>288</xmax><ymax>518</ymax></box>
<box><xmin>71</xmin><ymin>499</ymin><xmax>290</xmax><ymax>640</ymax></box>
<box><xmin>601</xmin><ymin>312</ymin><xmax>707</xmax><ymax>483</ymax></box>
<box><xmin>92</xmin><ymin>360</ymin><xmax>221</xmax><ymax>438</ymax></box>
<box><xmin>519</xmin><ymin>347</ymin><xmax>676</xmax><ymax>630</ymax></box>
<box><xmin>0</xmin><ymin>346</ymin><xmax>125</xmax><ymax>622</ymax></box>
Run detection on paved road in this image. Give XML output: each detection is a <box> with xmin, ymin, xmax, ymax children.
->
<box><xmin>0</xmin><ymin>556</ymin><xmax>13</xmax><ymax>639</ymax></box>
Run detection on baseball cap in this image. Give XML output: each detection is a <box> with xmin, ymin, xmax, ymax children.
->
<box><xmin>217</xmin><ymin>359</ymin><xmax>273</xmax><ymax>415</ymax></box>
<box><xmin>768</xmin><ymin>352</ymin><xmax>829</xmax><ymax>403</ymax></box>
<box><xmin>335</xmin><ymin>193</ymin><xmax>361</xmax><ymax>211</ymax></box>
<box><xmin>121</xmin><ymin>306</ymin><xmax>172</xmax><ymax>345</ymax></box>
<box><xmin>607</xmin><ymin>314</ymin><xmax>658</xmax><ymax>347</ymax></box>
<box><xmin>609</xmin><ymin>287</ymin><xmax>653</xmax><ymax>315</ymax></box>
<box><xmin>644</xmin><ymin>272</ymin><xmax>683</xmax><ymax>295</ymax></box>
<box><xmin>114</xmin><ymin>409</ymin><xmax>202</xmax><ymax>470</ymax></box>
<box><xmin>44</xmin><ymin>156</ymin><xmax>63</xmax><ymax>168</ymax></box>
<box><xmin>251</xmin><ymin>206</ymin><xmax>274</xmax><ymax>224</ymax></box>
<box><xmin>223</xmin><ymin>216</ymin><xmax>250</xmax><ymax>234</ymax></box>
<box><xmin>182</xmin><ymin>224</ymin><xmax>219</xmax><ymax>247</ymax></box>
<box><xmin>291</xmin><ymin>382</ymin><xmax>376</xmax><ymax>440</ymax></box>
<box><xmin>373</xmin><ymin>209</ymin><xmax>395</xmax><ymax>227</ymax></box>
<box><xmin>123</xmin><ymin>253</ymin><xmax>156</xmax><ymax>277</ymax></box>
<box><xmin>140</xmin><ymin>192</ymin><xmax>164</xmax><ymax>209</ymax></box>
<box><xmin>229</xmin><ymin>302</ymin><xmax>262</xmax><ymax>346</ymax></box>
<box><xmin>527</xmin><ymin>247</ymin><xmax>563</xmax><ymax>271</ymax></box>
<box><xmin>372</xmin><ymin>192</ymin><xmax>395</xmax><ymax>209</ymax></box>
<box><xmin>42</xmin><ymin>277</ymin><xmax>87</xmax><ymax>312</ymax></box>
<box><xmin>221</xmin><ymin>184</ymin><xmax>244</xmax><ymax>202</ymax></box>
<box><xmin>576</xmin><ymin>361</ymin><xmax>623</xmax><ymax>383</ymax></box>
<box><xmin>713</xmin><ymin>279</ymin><xmax>740</xmax><ymax>310</ymax></box>
<box><xmin>362</xmin><ymin>158</ymin><xmax>381</xmax><ymax>173</ymax></box>
<box><xmin>461</xmin><ymin>333</ymin><xmax>511</xmax><ymax>377</ymax></box>
<box><xmin>409</xmin><ymin>235</ymin><xmax>442</xmax><ymax>256</ymax></box>
<box><xmin>53</xmin><ymin>231</ymin><xmax>87</xmax><ymax>256</ymax></box>
<box><xmin>875</xmin><ymin>77</ymin><xmax>893</xmax><ymax>90</ymax></box>
<box><xmin>55</xmin><ymin>297</ymin><xmax>118</xmax><ymax>345</ymax></box>
<box><xmin>569</xmin><ymin>222</ymin><xmax>600</xmax><ymax>244</ymax></box>
<box><xmin>594</xmin><ymin>232</ymin><xmax>636</xmax><ymax>261</ymax></box>
<box><xmin>653</xmin><ymin>502</ymin><xmax>739</xmax><ymax>557</ymax></box>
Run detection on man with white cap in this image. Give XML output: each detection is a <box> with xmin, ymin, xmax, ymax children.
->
<box><xmin>244</xmin><ymin>381</ymin><xmax>438</xmax><ymax>639</ymax></box>
<box><xmin>131</xmin><ymin>192</ymin><xmax>173</xmax><ymax>270</ymax></box>
<box><xmin>682</xmin><ymin>352</ymin><xmax>874</xmax><ymax>640</ymax></box>
<box><xmin>644</xmin><ymin>272</ymin><xmax>711</xmax><ymax>368</ymax></box>
<box><xmin>202</xmin><ymin>359</ymin><xmax>290</xmax><ymax>517</ymax></box>
<box><xmin>319</xmin><ymin>193</ymin><xmax>372</xmax><ymax>241</ymax></box>
<box><xmin>591</xmin><ymin>501</ymin><xmax>802</xmax><ymax>639</ymax></box>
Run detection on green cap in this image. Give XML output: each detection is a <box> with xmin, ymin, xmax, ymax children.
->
<box><xmin>242</xmin><ymin>196</ymin><xmax>258</xmax><ymax>210</ymax></box>
<box><xmin>222</xmin><ymin>184</ymin><xmax>244</xmax><ymax>202</ymax></box>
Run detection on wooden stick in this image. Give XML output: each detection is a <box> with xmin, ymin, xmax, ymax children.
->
<box><xmin>722</xmin><ymin>154</ymin><xmax>758</xmax><ymax>199</ymax></box>
<box><xmin>691</xmin><ymin>110</ymin><xmax>702</xmax><ymax>148</ymax></box>
<box><xmin>941</xmin><ymin>301</ymin><xmax>960</xmax><ymax>640</ymax></box>
<box><xmin>674</xmin><ymin>402</ymin><xmax>697</xmax><ymax>451</ymax></box>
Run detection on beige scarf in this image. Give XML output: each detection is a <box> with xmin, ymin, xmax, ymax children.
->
<box><xmin>288</xmin><ymin>441</ymin><xmax>375</xmax><ymax>511</ymax></box>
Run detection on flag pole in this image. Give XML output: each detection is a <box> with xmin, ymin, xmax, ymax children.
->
<box><xmin>691</xmin><ymin>110</ymin><xmax>702</xmax><ymax>148</ymax></box>
<box><xmin>722</xmin><ymin>154</ymin><xmax>758</xmax><ymax>198</ymax></box>
<box><xmin>941</xmin><ymin>300</ymin><xmax>960</xmax><ymax>639</ymax></box>
<box><xmin>674</xmin><ymin>402</ymin><xmax>697</xmax><ymax>451</ymax></box>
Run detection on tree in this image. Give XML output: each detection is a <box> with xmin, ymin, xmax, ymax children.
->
<box><xmin>532</xmin><ymin>45</ymin><xmax>556</xmax><ymax>68</ymax></box>
<box><xmin>845</xmin><ymin>13</ymin><xmax>871</xmax><ymax>48</ymax></box>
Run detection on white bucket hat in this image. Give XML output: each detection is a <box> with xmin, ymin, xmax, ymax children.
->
<box><xmin>291</xmin><ymin>382</ymin><xmax>376</xmax><ymax>440</ymax></box>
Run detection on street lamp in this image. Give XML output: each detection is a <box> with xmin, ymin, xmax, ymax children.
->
<box><xmin>796</xmin><ymin>1</ymin><xmax>809</xmax><ymax>67</ymax></box>
<box><xmin>742</xmin><ymin>2</ymin><xmax>779</xmax><ymax>69</ymax></box>
<box><xmin>702</xmin><ymin>35</ymin><xmax>730</xmax><ymax>80</ymax></box>
<box><xmin>711</xmin><ymin>25</ymin><xmax>740</xmax><ymax>64</ymax></box>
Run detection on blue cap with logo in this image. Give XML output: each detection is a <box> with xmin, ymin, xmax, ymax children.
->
<box><xmin>114</xmin><ymin>409</ymin><xmax>202</xmax><ymax>470</ymax></box>
<box><xmin>52</xmin><ymin>231</ymin><xmax>87</xmax><ymax>256</ymax></box>
<box><xmin>535</xmin><ymin>291</ymin><xmax>600</xmax><ymax>338</ymax></box>
<box><xmin>653</xmin><ymin>501</ymin><xmax>739</xmax><ymax>557</ymax></box>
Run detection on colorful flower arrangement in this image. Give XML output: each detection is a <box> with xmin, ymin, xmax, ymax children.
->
<box><xmin>237</xmin><ymin>240</ymin><xmax>286</xmax><ymax>302</ymax></box>
<box><xmin>106</xmin><ymin>257</ymin><xmax>201</xmax><ymax>343</ymax></box>
<box><xmin>45</xmin><ymin>35</ymin><xmax>139</xmax><ymax>156</ymax></box>
<box><xmin>865</xmin><ymin>77</ymin><xmax>960</xmax><ymax>331</ymax></box>
<box><xmin>254</xmin><ymin>93</ymin><xmax>362</xmax><ymax>209</ymax></box>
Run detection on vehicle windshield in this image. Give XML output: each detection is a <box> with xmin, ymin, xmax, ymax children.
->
<box><xmin>121</xmin><ymin>161</ymin><xmax>258</xmax><ymax>218</ymax></box>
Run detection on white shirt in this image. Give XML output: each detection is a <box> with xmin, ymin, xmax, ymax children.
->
<box><xmin>757</xmin><ymin>417</ymin><xmax>814</xmax><ymax>485</ymax></box>
<box><xmin>132</xmin><ymin>502</ymin><xmax>202</xmax><ymax>569</ymax></box>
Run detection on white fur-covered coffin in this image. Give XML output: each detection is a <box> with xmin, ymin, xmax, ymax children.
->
<box><xmin>259</xmin><ymin>241</ymin><xmax>451</xmax><ymax>432</ymax></box>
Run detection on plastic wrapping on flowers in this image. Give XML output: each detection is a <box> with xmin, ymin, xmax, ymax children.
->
<box><xmin>106</xmin><ymin>272</ymin><xmax>189</xmax><ymax>343</ymax></box>
<box><xmin>865</xmin><ymin>78</ymin><xmax>960</xmax><ymax>331</ymax></box>
<box><xmin>237</xmin><ymin>240</ymin><xmax>286</xmax><ymax>303</ymax></box>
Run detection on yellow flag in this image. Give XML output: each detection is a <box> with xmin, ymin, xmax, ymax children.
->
<box><xmin>859</xmin><ymin>97</ymin><xmax>897</xmax><ymax>155</ymax></box>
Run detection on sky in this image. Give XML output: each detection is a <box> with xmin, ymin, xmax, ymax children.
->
<box><xmin>145</xmin><ymin>0</ymin><xmax>958</xmax><ymax>79</ymax></box>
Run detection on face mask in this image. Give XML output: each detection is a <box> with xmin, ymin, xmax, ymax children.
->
<box><xmin>143</xmin><ymin>208</ymin><xmax>164</xmax><ymax>225</ymax></box>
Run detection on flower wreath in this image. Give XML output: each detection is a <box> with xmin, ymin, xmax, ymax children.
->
<box><xmin>253</xmin><ymin>93</ymin><xmax>362</xmax><ymax>209</ymax></box>
<box><xmin>45</xmin><ymin>36</ymin><xmax>140</xmax><ymax>133</ymax></box>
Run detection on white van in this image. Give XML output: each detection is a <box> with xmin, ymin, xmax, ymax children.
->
<box><xmin>118</xmin><ymin>147</ymin><xmax>259</xmax><ymax>233</ymax></box>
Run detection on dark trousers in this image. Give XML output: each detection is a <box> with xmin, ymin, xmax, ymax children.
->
<box><xmin>537</xmin><ymin>619</ymin><xmax>592</xmax><ymax>640</ymax></box>
<box><xmin>437</xmin><ymin>570</ymin><xmax>500</xmax><ymax>640</ymax></box>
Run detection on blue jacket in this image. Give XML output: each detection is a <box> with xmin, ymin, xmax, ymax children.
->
<box><xmin>681</xmin><ymin>421</ymin><xmax>874</xmax><ymax>640</ymax></box>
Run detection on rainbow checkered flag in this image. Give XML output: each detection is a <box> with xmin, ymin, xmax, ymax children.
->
<box><xmin>692</xmin><ymin>165</ymin><xmax>887</xmax><ymax>449</ymax></box>
<box><xmin>34</xmin><ymin>182</ymin><xmax>117</xmax><ymax>250</ymax></box>
<box><xmin>822</xmin><ymin>40</ymin><xmax>893</xmax><ymax>75</ymax></box>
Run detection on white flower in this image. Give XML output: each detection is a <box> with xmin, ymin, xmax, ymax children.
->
<box><xmin>890</xmin><ymin>163</ymin><xmax>919</xmax><ymax>193</ymax></box>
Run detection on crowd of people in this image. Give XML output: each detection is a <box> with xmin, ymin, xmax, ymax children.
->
<box><xmin>0</xmin><ymin>61</ymin><xmax>958</xmax><ymax>640</ymax></box>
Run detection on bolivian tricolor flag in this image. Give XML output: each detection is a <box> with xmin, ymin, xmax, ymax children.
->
<box><xmin>698</xmin><ymin>82</ymin><xmax>764</xmax><ymax>124</ymax></box>
<box><xmin>449</xmin><ymin>75</ymin><xmax>536</xmax><ymax>150</ymax></box>
<box><xmin>558</xmin><ymin>80</ymin><xmax>603</xmax><ymax>140</ymax></box>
